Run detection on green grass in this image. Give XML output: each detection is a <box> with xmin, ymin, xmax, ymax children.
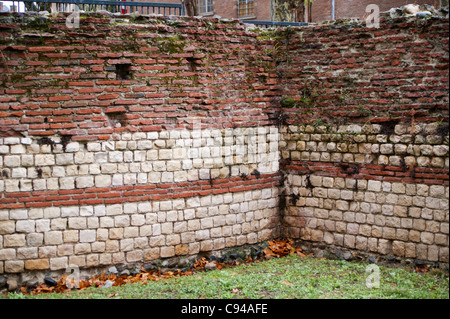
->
<box><xmin>3</xmin><ymin>255</ymin><xmax>449</xmax><ymax>299</ymax></box>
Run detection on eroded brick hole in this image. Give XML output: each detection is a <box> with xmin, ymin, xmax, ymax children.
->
<box><xmin>114</xmin><ymin>64</ymin><xmax>132</xmax><ymax>80</ymax></box>
<box><xmin>379</xmin><ymin>120</ymin><xmax>400</xmax><ymax>135</ymax></box>
<box><xmin>105</xmin><ymin>111</ymin><xmax>128</xmax><ymax>128</ymax></box>
<box><xmin>185</xmin><ymin>57</ymin><xmax>201</xmax><ymax>84</ymax></box>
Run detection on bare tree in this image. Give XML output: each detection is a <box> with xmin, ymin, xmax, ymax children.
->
<box><xmin>181</xmin><ymin>0</ymin><xmax>198</xmax><ymax>16</ymax></box>
<box><xmin>271</xmin><ymin>0</ymin><xmax>313</xmax><ymax>23</ymax></box>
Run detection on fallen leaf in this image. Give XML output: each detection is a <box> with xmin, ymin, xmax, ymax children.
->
<box><xmin>194</xmin><ymin>257</ymin><xmax>208</xmax><ymax>269</ymax></box>
<box><xmin>29</xmin><ymin>238</ymin><xmax>310</xmax><ymax>296</ymax></box>
<box><xmin>416</xmin><ymin>264</ymin><xmax>429</xmax><ymax>273</ymax></box>
<box><xmin>282</xmin><ymin>280</ymin><xmax>292</xmax><ymax>285</ymax></box>
<box><xmin>232</xmin><ymin>288</ymin><xmax>239</xmax><ymax>294</ymax></box>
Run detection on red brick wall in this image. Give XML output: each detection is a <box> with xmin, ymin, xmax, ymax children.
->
<box><xmin>145</xmin><ymin>0</ymin><xmax>441</xmax><ymax>22</ymax></box>
<box><xmin>278</xmin><ymin>17</ymin><xmax>449</xmax><ymax>126</ymax></box>
<box><xmin>213</xmin><ymin>0</ymin><xmax>238</xmax><ymax>19</ymax></box>
<box><xmin>0</xmin><ymin>14</ymin><xmax>279</xmax><ymax>139</ymax></box>
<box><xmin>214</xmin><ymin>0</ymin><xmax>271</xmax><ymax>20</ymax></box>
<box><xmin>254</xmin><ymin>0</ymin><xmax>272</xmax><ymax>20</ymax></box>
<box><xmin>0</xmin><ymin>13</ymin><xmax>282</xmax><ymax>278</ymax></box>
<box><xmin>0</xmin><ymin>12</ymin><xmax>448</xmax><ymax>279</ymax></box>
<box><xmin>276</xmin><ymin>16</ymin><xmax>449</xmax><ymax>263</ymax></box>
<box><xmin>312</xmin><ymin>0</ymin><xmax>441</xmax><ymax>23</ymax></box>
<box><xmin>142</xmin><ymin>0</ymin><xmax>271</xmax><ymax>20</ymax></box>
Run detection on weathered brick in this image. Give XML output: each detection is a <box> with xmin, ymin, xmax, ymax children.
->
<box><xmin>5</xmin><ymin>260</ymin><xmax>24</xmax><ymax>273</ymax></box>
<box><xmin>0</xmin><ymin>221</ymin><xmax>15</xmax><ymax>235</ymax></box>
<box><xmin>4</xmin><ymin>234</ymin><xmax>25</xmax><ymax>247</ymax></box>
<box><xmin>24</xmin><ymin>259</ymin><xmax>49</xmax><ymax>270</ymax></box>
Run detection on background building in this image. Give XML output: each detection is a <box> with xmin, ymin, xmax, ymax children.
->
<box><xmin>0</xmin><ymin>0</ymin><xmax>444</xmax><ymax>20</ymax></box>
<box><xmin>146</xmin><ymin>0</ymin><xmax>272</xmax><ymax>21</ymax></box>
<box><xmin>147</xmin><ymin>0</ymin><xmax>443</xmax><ymax>22</ymax></box>
<box><xmin>312</xmin><ymin>0</ymin><xmax>443</xmax><ymax>22</ymax></box>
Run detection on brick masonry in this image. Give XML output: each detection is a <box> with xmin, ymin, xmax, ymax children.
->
<box><xmin>146</xmin><ymin>0</ymin><xmax>439</xmax><ymax>22</ymax></box>
<box><xmin>277</xmin><ymin>11</ymin><xmax>449</xmax><ymax>264</ymax></box>
<box><xmin>281</xmin><ymin>123</ymin><xmax>449</xmax><ymax>262</ymax></box>
<box><xmin>0</xmin><ymin>11</ymin><xmax>448</xmax><ymax>283</ymax></box>
<box><xmin>144</xmin><ymin>0</ymin><xmax>272</xmax><ymax>20</ymax></box>
<box><xmin>0</xmin><ymin>13</ymin><xmax>282</xmax><ymax>282</ymax></box>
<box><xmin>312</xmin><ymin>0</ymin><xmax>441</xmax><ymax>23</ymax></box>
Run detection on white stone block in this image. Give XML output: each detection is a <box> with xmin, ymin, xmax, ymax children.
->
<box><xmin>174</xmin><ymin>171</ymin><xmax>188</xmax><ymax>182</ymax></box>
<box><xmin>161</xmin><ymin>172</ymin><xmax>173</xmax><ymax>183</ymax></box>
<box><xmin>4</xmin><ymin>155</ymin><xmax>20</xmax><ymax>167</ymax></box>
<box><xmin>79</xmin><ymin>206</ymin><xmax>94</xmax><ymax>217</ymax></box>
<box><xmin>123</xmin><ymin>203</ymin><xmax>137</xmax><ymax>215</ymax></box>
<box><xmin>68</xmin><ymin>217</ymin><xmax>87</xmax><ymax>229</ymax></box>
<box><xmin>112</xmin><ymin>174</ymin><xmax>123</xmax><ymax>186</ymax></box>
<box><xmin>74</xmin><ymin>152</ymin><xmax>94</xmax><ymax>164</ymax></box>
<box><xmin>76</xmin><ymin>176</ymin><xmax>94</xmax><ymax>188</ymax></box>
<box><xmin>65</xmin><ymin>142</ymin><xmax>80</xmax><ymax>152</ymax></box>
<box><xmin>87</xmin><ymin>142</ymin><xmax>101</xmax><ymax>152</ymax></box>
<box><xmin>123</xmin><ymin>173</ymin><xmax>137</xmax><ymax>185</ymax></box>
<box><xmin>109</xmin><ymin>151</ymin><xmax>123</xmax><ymax>162</ymax></box>
<box><xmin>106</xmin><ymin>204</ymin><xmax>122</xmax><ymax>216</ymax></box>
<box><xmin>167</xmin><ymin>160</ymin><xmax>181</xmax><ymax>171</ymax></box>
<box><xmin>61</xmin><ymin>206</ymin><xmax>79</xmax><ymax>217</ymax></box>
<box><xmin>115</xmin><ymin>215</ymin><xmax>130</xmax><ymax>227</ymax></box>
<box><xmin>16</xmin><ymin>220</ymin><xmax>35</xmax><ymax>233</ymax></box>
<box><xmin>79</xmin><ymin>230</ymin><xmax>96</xmax><ymax>243</ymax></box>
<box><xmin>148</xmin><ymin>172</ymin><xmax>161</xmax><ymax>183</ymax></box>
<box><xmin>147</xmin><ymin>132</ymin><xmax>158</xmax><ymax>140</ymax></box>
<box><xmin>367</xmin><ymin>180</ymin><xmax>381</xmax><ymax>192</ymax></box>
<box><xmin>199</xmin><ymin>169</ymin><xmax>210</xmax><ymax>180</ymax></box>
<box><xmin>36</xmin><ymin>219</ymin><xmax>50</xmax><ymax>232</ymax></box>
<box><xmin>94</xmin><ymin>205</ymin><xmax>106</xmax><ymax>217</ymax></box>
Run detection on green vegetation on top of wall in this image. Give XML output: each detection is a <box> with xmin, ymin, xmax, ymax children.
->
<box><xmin>156</xmin><ymin>35</ymin><xmax>186</xmax><ymax>54</ymax></box>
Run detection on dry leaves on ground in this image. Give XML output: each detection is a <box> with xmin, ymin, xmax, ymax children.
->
<box><xmin>415</xmin><ymin>263</ymin><xmax>429</xmax><ymax>273</ymax></box>
<box><xmin>263</xmin><ymin>238</ymin><xmax>307</xmax><ymax>259</ymax></box>
<box><xmin>31</xmin><ymin>268</ymin><xmax>194</xmax><ymax>295</ymax></box>
<box><xmin>23</xmin><ymin>238</ymin><xmax>306</xmax><ymax>296</ymax></box>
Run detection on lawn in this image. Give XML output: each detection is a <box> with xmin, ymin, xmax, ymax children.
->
<box><xmin>3</xmin><ymin>255</ymin><xmax>448</xmax><ymax>299</ymax></box>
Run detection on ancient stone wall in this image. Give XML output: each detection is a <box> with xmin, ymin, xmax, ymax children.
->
<box><xmin>277</xmin><ymin>12</ymin><xmax>449</xmax><ymax>263</ymax></box>
<box><xmin>281</xmin><ymin>123</ymin><xmax>449</xmax><ymax>263</ymax></box>
<box><xmin>0</xmin><ymin>9</ymin><xmax>448</xmax><ymax>286</ymax></box>
<box><xmin>0</xmin><ymin>13</ymin><xmax>281</xmax><ymax>282</ymax></box>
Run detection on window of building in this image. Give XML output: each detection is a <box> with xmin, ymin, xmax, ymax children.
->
<box><xmin>238</xmin><ymin>0</ymin><xmax>255</xmax><ymax>18</ymax></box>
<box><xmin>198</xmin><ymin>0</ymin><xmax>213</xmax><ymax>15</ymax></box>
